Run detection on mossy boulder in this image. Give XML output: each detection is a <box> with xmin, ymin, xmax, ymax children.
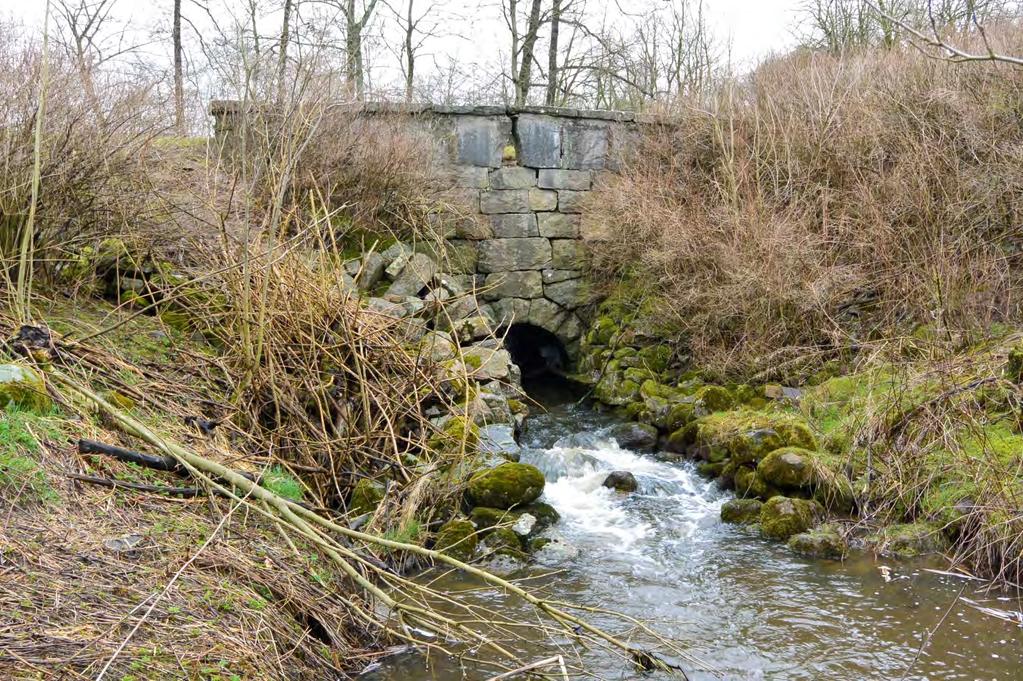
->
<box><xmin>469</xmin><ymin>502</ymin><xmax>559</xmax><ymax>537</ymax></box>
<box><xmin>721</xmin><ymin>498</ymin><xmax>763</xmax><ymax>525</ymax></box>
<box><xmin>350</xmin><ymin>478</ymin><xmax>385</xmax><ymax>515</ymax></box>
<box><xmin>588</xmin><ymin>316</ymin><xmax>618</xmax><ymax>345</ymax></box>
<box><xmin>733</xmin><ymin>466</ymin><xmax>782</xmax><ymax>501</ymax></box>
<box><xmin>788</xmin><ymin>525</ymin><xmax>847</xmax><ymax>559</ymax></box>
<box><xmin>482</xmin><ymin>526</ymin><xmax>527</xmax><ymax>558</ymax></box>
<box><xmin>467</xmin><ymin>462</ymin><xmax>545</xmax><ymax>509</ymax></box>
<box><xmin>637</xmin><ymin>344</ymin><xmax>671</xmax><ymax>373</ymax></box>
<box><xmin>760</xmin><ymin>496</ymin><xmax>824</xmax><ymax>541</ymax></box>
<box><xmin>434</xmin><ymin>519</ymin><xmax>478</xmax><ymax>561</ymax></box>
<box><xmin>691</xmin><ymin>410</ymin><xmax>819</xmax><ymax>467</ymax></box>
<box><xmin>693</xmin><ymin>385</ymin><xmax>734</xmax><ymax>412</ymax></box>
<box><xmin>610</xmin><ymin>422</ymin><xmax>658</xmax><ymax>451</ymax></box>
<box><xmin>0</xmin><ymin>364</ymin><xmax>51</xmax><ymax>413</ymax></box>
<box><xmin>729</xmin><ymin>429</ymin><xmax>784</xmax><ymax>466</ymax></box>
<box><xmin>868</xmin><ymin>522</ymin><xmax>948</xmax><ymax>558</ymax></box>
<box><xmin>1007</xmin><ymin>345</ymin><xmax>1023</xmax><ymax>383</ymax></box>
<box><xmin>758</xmin><ymin>447</ymin><xmax>815</xmax><ymax>489</ymax></box>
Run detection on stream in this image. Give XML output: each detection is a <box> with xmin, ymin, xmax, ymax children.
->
<box><xmin>368</xmin><ymin>382</ymin><xmax>1023</xmax><ymax>680</ymax></box>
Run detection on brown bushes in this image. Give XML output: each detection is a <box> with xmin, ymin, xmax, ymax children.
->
<box><xmin>592</xmin><ymin>31</ymin><xmax>1023</xmax><ymax>378</ymax></box>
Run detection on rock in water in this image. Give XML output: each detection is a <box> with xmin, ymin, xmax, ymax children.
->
<box><xmin>760</xmin><ymin>496</ymin><xmax>824</xmax><ymax>540</ymax></box>
<box><xmin>720</xmin><ymin>498</ymin><xmax>763</xmax><ymax>525</ymax></box>
<box><xmin>610</xmin><ymin>422</ymin><xmax>658</xmax><ymax>452</ymax></box>
<box><xmin>467</xmin><ymin>462</ymin><xmax>545</xmax><ymax>509</ymax></box>
<box><xmin>602</xmin><ymin>470</ymin><xmax>638</xmax><ymax>493</ymax></box>
<box><xmin>788</xmin><ymin>525</ymin><xmax>847</xmax><ymax>559</ymax></box>
<box><xmin>434</xmin><ymin>519</ymin><xmax>478</xmax><ymax>561</ymax></box>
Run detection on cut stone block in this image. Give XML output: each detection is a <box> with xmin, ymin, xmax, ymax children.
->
<box><xmin>538</xmin><ymin>212</ymin><xmax>580</xmax><ymax>238</ymax></box>
<box><xmin>562</xmin><ymin>121</ymin><xmax>609</xmax><ymax>170</ymax></box>
<box><xmin>538</xmin><ymin>169</ymin><xmax>592</xmax><ymax>191</ymax></box>
<box><xmin>490</xmin><ymin>166</ymin><xmax>537</xmax><ymax>190</ymax></box>
<box><xmin>557</xmin><ymin>190</ymin><xmax>588</xmax><ymax>213</ymax></box>
<box><xmin>478</xmin><ymin>238</ymin><xmax>552</xmax><ymax>273</ymax></box>
<box><xmin>490</xmin><ymin>213</ymin><xmax>538</xmax><ymax>238</ymax></box>
<box><xmin>517</xmin><ymin>114</ymin><xmax>562</xmax><ymax>168</ymax></box>
<box><xmin>541</xmin><ymin>269</ymin><xmax>581</xmax><ymax>284</ymax></box>
<box><xmin>483</xmin><ymin>271</ymin><xmax>543</xmax><ymax>300</ymax></box>
<box><xmin>455</xmin><ymin>116</ymin><xmax>509</xmax><ymax>168</ymax></box>
<box><xmin>550</xmin><ymin>239</ymin><xmax>587</xmax><ymax>269</ymax></box>
<box><xmin>480</xmin><ymin>189</ymin><xmax>530</xmax><ymax>214</ymax></box>
<box><xmin>528</xmin><ymin>188</ymin><xmax>558</xmax><ymax>211</ymax></box>
<box><xmin>544</xmin><ymin>277</ymin><xmax>594</xmax><ymax>308</ymax></box>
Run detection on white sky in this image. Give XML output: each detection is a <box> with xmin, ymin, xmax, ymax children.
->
<box><xmin>0</xmin><ymin>0</ymin><xmax>804</xmax><ymax>89</ymax></box>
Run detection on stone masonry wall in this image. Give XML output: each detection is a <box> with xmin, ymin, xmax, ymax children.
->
<box><xmin>210</xmin><ymin>102</ymin><xmax>641</xmax><ymax>357</ymax></box>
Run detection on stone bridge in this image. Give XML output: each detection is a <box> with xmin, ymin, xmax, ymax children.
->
<box><xmin>211</xmin><ymin>102</ymin><xmax>644</xmax><ymax>360</ymax></box>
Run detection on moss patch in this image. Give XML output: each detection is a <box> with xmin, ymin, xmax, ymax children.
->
<box><xmin>434</xmin><ymin>519</ymin><xmax>478</xmax><ymax>561</ymax></box>
<box><xmin>467</xmin><ymin>462</ymin><xmax>545</xmax><ymax>510</ymax></box>
<box><xmin>760</xmin><ymin>496</ymin><xmax>823</xmax><ymax>541</ymax></box>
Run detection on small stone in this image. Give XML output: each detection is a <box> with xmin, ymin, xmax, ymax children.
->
<box><xmin>788</xmin><ymin>525</ymin><xmax>847</xmax><ymax>559</ymax></box>
<box><xmin>602</xmin><ymin>470</ymin><xmax>638</xmax><ymax>493</ymax></box>
<box><xmin>386</xmin><ymin>253</ymin><xmax>437</xmax><ymax>298</ymax></box>
<box><xmin>512</xmin><ymin>513</ymin><xmax>536</xmax><ymax>536</ymax></box>
<box><xmin>461</xmin><ymin>346</ymin><xmax>513</xmax><ymax>381</ymax></box>
<box><xmin>103</xmin><ymin>533</ymin><xmax>145</xmax><ymax>553</ymax></box>
<box><xmin>0</xmin><ymin>363</ymin><xmax>51</xmax><ymax>413</ymax></box>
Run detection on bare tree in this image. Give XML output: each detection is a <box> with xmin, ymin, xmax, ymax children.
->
<box><xmin>173</xmin><ymin>0</ymin><xmax>185</xmax><ymax>133</ymax></box>
<box><xmin>385</xmin><ymin>0</ymin><xmax>441</xmax><ymax>102</ymax></box>
<box><xmin>515</xmin><ymin>0</ymin><xmax>543</xmax><ymax>105</ymax></box>
<box><xmin>54</xmin><ymin>0</ymin><xmax>140</xmax><ymax>112</ymax></box>
<box><xmin>338</xmin><ymin>0</ymin><xmax>381</xmax><ymax>98</ymax></box>
<box><xmin>277</xmin><ymin>0</ymin><xmax>295</xmax><ymax>103</ymax></box>
<box><xmin>544</xmin><ymin>0</ymin><xmax>561</xmax><ymax>105</ymax></box>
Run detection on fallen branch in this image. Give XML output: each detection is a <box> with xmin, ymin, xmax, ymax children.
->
<box><xmin>52</xmin><ymin>369</ymin><xmax>710</xmax><ymax>677</ymax></box>
<box><xmin>67</xmin><ymin>472</ymin><xmax>219</xmax><ymax>499</ymax></box>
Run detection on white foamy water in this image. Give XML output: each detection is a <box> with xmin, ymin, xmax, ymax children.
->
<box><xmin>522</xmin><ymin>429</ymin><xmax>723</xmax><ymax>555</ymax></box>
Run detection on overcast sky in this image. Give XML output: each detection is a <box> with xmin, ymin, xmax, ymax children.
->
<box><xmin>0</xmin><ymin>0</ymin><xmax>804</xmax><ymax>100</ymax></box>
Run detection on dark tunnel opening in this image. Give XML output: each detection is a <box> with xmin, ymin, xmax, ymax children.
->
<box><xmin>502</xmin><ymin>323</ymin><xmax>582</xmax><ymax>401</ymax></box>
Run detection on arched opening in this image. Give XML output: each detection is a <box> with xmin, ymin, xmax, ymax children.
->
<box><xmin>503</xmin><ymin>323</ymin><xmax>568</xmax><ymax>379</ymax></box>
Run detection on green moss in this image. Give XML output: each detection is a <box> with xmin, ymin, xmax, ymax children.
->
<box><xmin>0</xmin><ymin>364</ymin><xmax>52</xmax><ymax>413</ymax></box>
<box><xmin>483</xmin><ymin>526</ymin><xmax>526</xmax><ymax>558</ymax></box>
<box><xmin>788</xmin><ymin>524</ymin><xmax>846</xmax><ymax>559</ymax></box>
<box><xmin>636</xmin><ymin>345</ymin><xmax>671</xmax><ymax>373</ymax></box>
<box><xmin>760</xmin><ymin>496</ymin><xmax>824</xmax><ymax>541</ymax></box>
<box><xmin>691</xmin><ymin>409</ymin><xmax>818</xmax><ymax>466</ymax></box>
<box><xmin>1007</xmin><ymin>344</ymin><xmax>1023</xmax><ymax>383</ymax></box>
<box><xmin>734</xmin><ymin>466</ymin><xmax>782</xmax><ymax>501</ymax></box>
<box><xmin>758</xmin><ymin>447</ymin><xmax>815</xmax><ymax>489</ymax></box>
<box><xmin>469</xmin><ymin>502</ymin><xmax>559</xmax><ymax>537</ymax></box>
<box><xmin>868</xmin><ymin>522</ymin><xmax>948</xmax><ymax>558</ymax></box>
<box><xmin>721</xmin><ymin>498</ymin><xmax>763</xmax><ymax>525</ymax></box>
<box><xmin>467</xmin><ymin>462</ymin><xmax>545</xmax><ymax>510</ymax></box>
<box><xmin>350</xmin><ymin>478</ymin><xmax>385</xmax><ymax>515</ymax></box>
<box><xmin>434</xmin><ymin>519</ymin><xmax>478</xmax><ymax>561</ymax></box>
<box><xmin>103</xmin><ymin>390</ymin><xmax>136</xmax><ymax>411</ymax></box>
<box><xmin>694</xmin><ymin>385</ymin><xmax>734</xmax><ymax>412</ymax></box>
<box><xmin>428</xmin><ymin>415</ymin><xmax>480</xmax><ymax>453</ymax></box>
<box><xmin>0</xmin><ymin>408</ymin><xmax>60</xmax><ymax>504</ymax></box>
<box><xmin>262</xmin><ymin>466</ymin><xmax>304</xmax><ymax>502</ymax></box>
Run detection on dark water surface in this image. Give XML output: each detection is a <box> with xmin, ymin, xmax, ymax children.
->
<box><xmin>369</xmin><ymin>386</ymin><xmax>1023</xmax><ymax>680</ymax></box>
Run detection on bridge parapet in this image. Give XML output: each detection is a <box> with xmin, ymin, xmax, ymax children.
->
<box><xmin>210</xmin><ymin>101</ymin><xmax>646</xmax><ymax>356</ymax></box>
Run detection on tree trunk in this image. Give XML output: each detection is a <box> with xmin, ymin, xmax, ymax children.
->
<box><xmin>277</xmin><ymin>0</ymin><xmax>293</xmax><ymax>104</ymax></box>
<box><xmin>515</xmin><ymin>0</ymin><xmax>543</xmax><ymax>106</ymax></box>
<box><xmin>404</xmin><ymin>0</ymin><xmax>414</xmax><ymax>102</ymax></box>
<box><xmin>173</xmin><ymin>0</ymin><xmax>184</xmax><ymax>134</ymax></box>
<box><xmin>544</xmin><ymin>0</ymin><xmax>560</xmax><ymax>106</ymax></box>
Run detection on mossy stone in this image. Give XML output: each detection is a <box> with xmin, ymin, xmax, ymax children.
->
<box><xmin>730</xmin><ymin>428</ymin><xmax>784</xmax><ymax>466</ymax></box>
<box><xmin>469</xmin><ymin>502</ymin><xmax>560</xmax><ymax>537</ymax></box>
<box><xmin>868</xmin><ymin>522</ymin><xmax>948</xmax><ymax>558</ymax></box>
<box><xmin>758</xmin><ymin>447</ymin><xmax>815</xmax><ymax>489</ymax></box>
<box><xmin>350</xmin><ymin>478</ymin><xmax>385</xmax><ymax>515</ymax></box>
<box><xmin>1007</xmin><ymin>345</ymin><xmax>1023</xmax><ymax>383</ymax></box>
<box><xmin>637</xmin><ymin>344</ymin><xmax>671</xmax><ymax>373</ymax></box>
<box><xmin>467</xmin><ymin>462</ymin><xmax>545</xmax><ymax>510</ymax></box>
<box><xmin>697</xmin><ymin>461</ymin><xmax>727</xmax><ymax>478</ymax></box>
<box><xmin>428</xmin><ymin>415</ymin><xmax>480</xmax><ymax>453</ymax></box>
<box><xmin>721</xmin><ymin>498</ymin><xmax>763</xmax><ymax>525</ymax></box>
<box><xmin>483</xmin><ymin>526</ymin><xmax>526</xmax><ymax>557</ymax></box>
<box><xmin>788</xmin><ymin>525</ymin><xmax>847</xmax><ymax>559</ymax></box>
<box><xmin>590</xmin><ymin>317</ymin><xmax>618</xmax><ymax>345</ymax></box>
<box><xmin>733</xmin><ymin>466</ymin><xmax>782</xmax><ymax>501</ymax></box>
<box><xmin>694</xmin><ymin>385</ymin><xmax>734</xmax><ymax>412</ymax></box>
<box><xmin>434</xmin><ymin>519</ymin><xmax>478</xmax><ymax>561</ymax></box>
<box><xmin>0</xmin><ymin>364</ymin><xmax>51</xmax><ymax>413</ymax></box>
<box><xmin>760</xmin><ymin>496</ymin><xmax>824</xmax><ymax>541</ymax></box>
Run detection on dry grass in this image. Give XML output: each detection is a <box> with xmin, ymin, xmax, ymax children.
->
<box><xmin>592</xmin><ymin>27</ymin><xmax>1023</xmax><ymax>379</ymax></box>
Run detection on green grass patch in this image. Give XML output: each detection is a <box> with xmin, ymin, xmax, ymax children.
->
<box><xmin>0</xmin><ymin>407</ymin><xmax>62</xmax><ymax>504</ymax></box>
<box><xmin>261</xmin><ymin>465</ymin><xmax>304</xmax><ymax>501</ymax></box>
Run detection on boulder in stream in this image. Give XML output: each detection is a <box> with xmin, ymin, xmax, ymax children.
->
<box><xmin>467</xmin><ymin>462</ymin><xmax>545</xmax><ymax>509</ymax></box>
<box><xmin>760</xmin><ymin>496</ymin><xmax>824</xmax><ymax>541</ymax></box>
<box><xmin>788</xmin><ymin>525</ymin><xmax>847</xmax><ymax>559</ymax></box>
<box><xmin>434</xmin><ymin>519</ymin><xmax>478</xmax><ymax>561</ymax></box>
<box><xmin>610</xmin><ymin>422</ymin><xmax>658</xmax><ymax>452</ymax></box>
<box><xmin>602</xmin><ymin>470</ymin><xmax>638</xmax><ymax>493</ymax></box>
<box><xmin>720</xmin><ymin>498</ymin><xmax>763</xmax><ymax>525</ymax></box>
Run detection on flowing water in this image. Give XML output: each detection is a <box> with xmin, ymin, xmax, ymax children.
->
<box><xmin>368</xmin><ymin>384</ymin><xmax>1023</xmax><ymax>680</ymax></box>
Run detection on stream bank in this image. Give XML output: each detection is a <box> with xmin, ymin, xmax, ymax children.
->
<box><xmin>370</xmin><ymin>385</ymin><xmax>1023</xmax><ymax>680</ymax></box>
